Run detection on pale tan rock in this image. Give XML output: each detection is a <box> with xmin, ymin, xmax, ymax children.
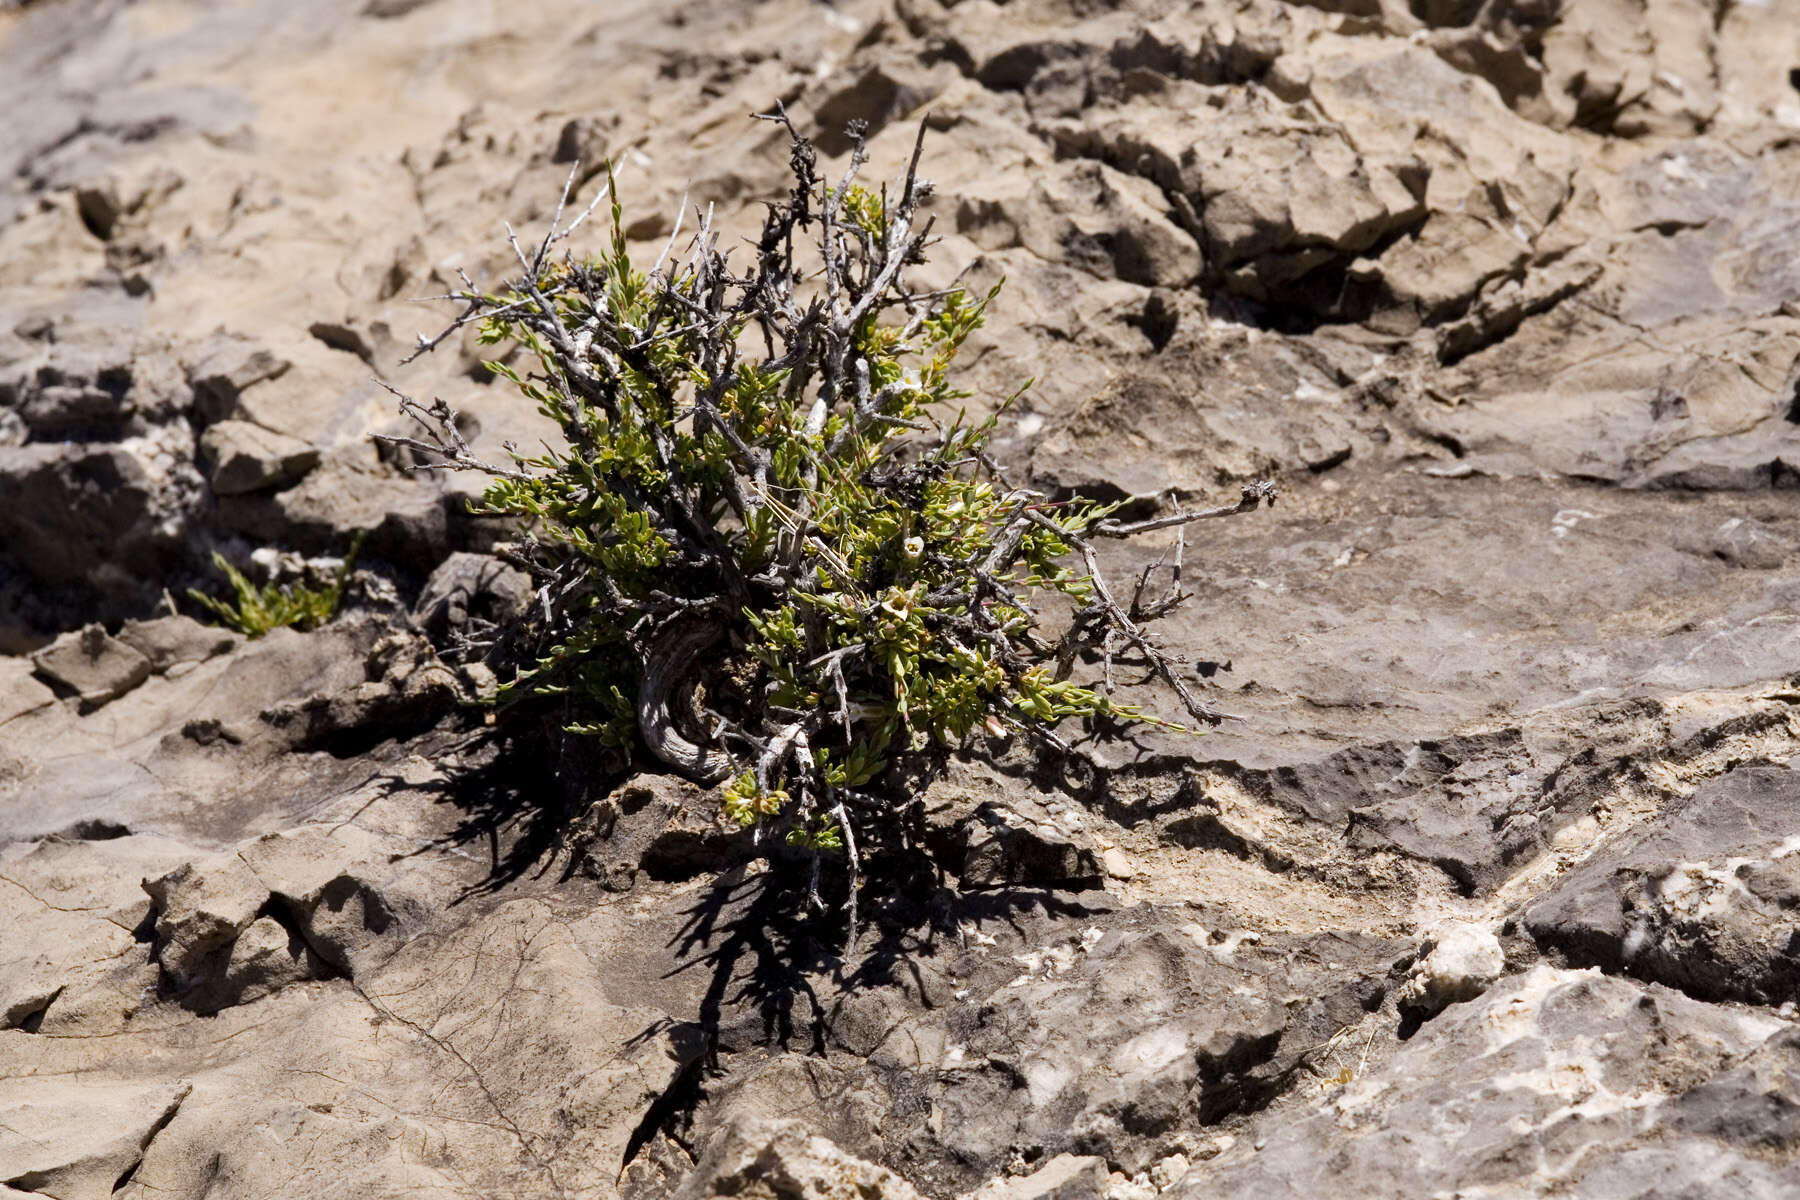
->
<box><xmin>0</xmin><ymin>1080</ymin><xmax>190</xmax><ymax>1200</ymax></box>
<box><xmin>200</xmin><ymin>419</ymin><xmax>320</xmax><ymax>495</ymax></box>
<box><xmin>0</xmin><ymin>658</ymin><xmax>55</xmax><ymax>726</ymax></box>
<box><xmin>964</xmin><ymin>1154</ymin><xmax>1110</xmax><ymax>1200</ymax></box>
<box><xmin>185</xmin><ymin>334</ymin><xmax>290</xmax><ymax>425</ymax></box>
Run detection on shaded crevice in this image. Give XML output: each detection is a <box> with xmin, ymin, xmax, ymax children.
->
<box><xmin>260</xmin><ymin>889</ymin><xmax>358</xmax><ymax>982</ymax></box>
<box><xmin>620</xmin><ymin>1052</ymin><xmax>706</xmax><ymax>1173</ymax></box>
<box><xmin>48</xmin><ymin>817</ymin><xmax>132</xmax><ymax>841</ymax></box>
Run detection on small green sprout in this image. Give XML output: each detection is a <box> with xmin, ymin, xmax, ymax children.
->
<box><xmin>188</xmin><ymin>534</ymin><xmax>363</xmax><ymax>638</ymax></box>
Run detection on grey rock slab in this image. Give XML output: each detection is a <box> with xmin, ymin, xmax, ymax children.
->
<box><xmin>115</xmin><ymin>614</ymin><xmax>240</xmax><ymax>675</ymax></box>
<box><xmin>866</xmin><ymin>903</ymin><xmax>1399</xmax><ymax>1183</ymax></box>
<box><xmin>1181</xmin><ymin>966</ymin><xmax>1794</xmax><ymax>1199</ymax></box>
<box><xmin>199</xmin><ymin>418</ymin><xmax>320</xmax><ymax>495</ymax></box>
<box><xmin>1525</xmin><ymin>761</ymin><xmax>1800</xmax><ymax>1006</ymax></box>
<box><xmin>0</xmin><ymin>617</ymin><xmax>389</xmax><ymax>844</ymax></box>
<box><xmin>30</xmin><ymin>623</ymin><xmax>152</xmax><ymax>711</ymax></box>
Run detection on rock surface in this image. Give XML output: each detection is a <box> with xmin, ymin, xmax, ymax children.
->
<box><xmin>4</xmin><ymin>0</ymin><xmax>1800</xmax><ymax>1197</ymax></box>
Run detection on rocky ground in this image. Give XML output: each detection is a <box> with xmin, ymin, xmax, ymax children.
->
<box><xmin>3</xmin><ymin>0</ymin><xmax>1799</xmax><ymax>1196</ymax></box>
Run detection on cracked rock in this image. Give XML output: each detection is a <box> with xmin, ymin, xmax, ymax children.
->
<box><xmin>185</xmin><ymin>334</ymin><xmax>291</xmax><ymax>426</ymax></box>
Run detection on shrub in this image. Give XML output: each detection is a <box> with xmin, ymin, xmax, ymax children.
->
<box><xmin>385</xmin><ymin>113</ymin><xmax>1272</xmax><ymax>918</ymax></box>
<box><xmin>188</xmin><ymin>535</ymin><xmax>363</xmax><ymax>638</ymax></box>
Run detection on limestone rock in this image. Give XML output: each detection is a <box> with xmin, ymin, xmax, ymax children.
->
<box><xmin>30</xmin><ymin>623</ymin><xmax>152</xmax><ymax>710</ymax></box>
<box><xmin>215</xmin><ymin>449</ymin><xmax>457</xmax><ymax>571</ymax></box>
<box><xmin>411</xmin><ymin>550</ymin><xmax>532</xmax><ymax>645</ymax></box>
<box><xmin>143</xmin><ymin>857</ymin><xmax>270</xmax><ymax>990</ymax></box>
<box><xmin>1179</xmin><ymin>967</ymin><xmax>1797</xmax><ymax>1198</ymax></box>
<box><xmin>1526</xmin><ymin>762</ymin><xmax>1800</xmax><ymax>1007</ymax></box>
<box><xmin>956</xmin><ymin>158</ymin><xmax>1202</xmax><ymax>289</ymax></box>
<box><xmin>959</xmin><ymin>799</ymin><xmax>1104</xmax><ymax>890</ymax></box>
<box><xmin>2</xmin><ymin>0</ymin><xmax>1800</xmax><ymax>1197</ymax></box>
<box><xmin>185</xmin><ymin>334</ymin><xmax>290</xmax><ymax>426</ymax></box>
<box><xmin>1395</xmin><ymin>923</ymin><xmax>1506</xmax><ymax>1020</ymax></box>
<box><xmin>963</xmin><ymin>1155</ymin><xmax>1111</xmax><ymax>1200</ymax></box>
<box><xmin>116</xmin><ymin>614</ymin><xmax>240</xmax><ymax>674</ymax></box>
<box><xmin>200</xmin><ymin>419</ymin><xmax>320</xmax><ymax>495</ymax></box>
<box><xmin>0</xmin><ymin>441</ymin><xmax>194</xmax><ymax>590</ymax></box>
<box><xmin>0</xmin><ymin>1080</ymin><xmax>190</xmax><ymax>1200</ymax></box>
<box><xmin>674</xmin><ymin>1117</ymin><xmax>925</xmax><ymax>1200</ymax></box>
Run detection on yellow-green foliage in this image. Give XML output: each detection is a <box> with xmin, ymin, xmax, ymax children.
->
<box><xmin>188</xmin><ymin>535</ymin><xmax>361</xmax><ymax>638</ymax></box>
<box><xmin>394</xmin><ymin>118</ymin><xmax>1257</xmax><ymax>868</ymax></box>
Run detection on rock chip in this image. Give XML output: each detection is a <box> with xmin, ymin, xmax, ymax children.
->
<box><xmin>185</xmin><ymin>334</ymin><xmax>290</xmax><ymax>426</ymax></box>
<box><xmin>210</xmin><ymin>914</ymin><xmax>334</xmax><ymax>1009</ymax></box>
<box><xmin>30</xmin><ymin>623</ymin><xmax>152</xmax><ymax>710</ymax></box>
<box><xmin>200</xmin><ymin>419</ymin><xmax>320</xmax><ymax>494</ymax></box>
<box><xmin>142</xmin><ymin>857</ymin><xmax>268</xmax><ymax>990</ymax></box>
<box><xmin>1394</xmin><ymin>923</ymin><xmax>1506</xmax><ymax>1020</ymax></box>
<box><xmin>0</xmin><ymin>656</ymin><xmax>56</xmax><ymax>724</ymax></box>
